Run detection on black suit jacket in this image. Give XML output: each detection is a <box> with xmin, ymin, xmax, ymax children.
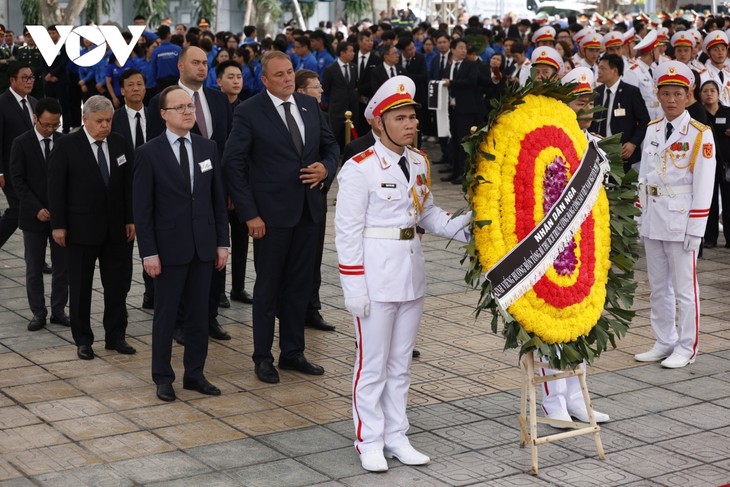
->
<box><xmin>0</xmin><ymin>90</ymin><xmax>37</xmax><ymax>182</ymax></box>
<box><xmin>370</xmin><ymin>63</ymin><xmax>405</xmax><ymax>96</ymax></box>
<box><xmin>222</xmin><ymin>91</ymin><xmax>339</xmax><ymax>227</ymax></box>
<box><xmin>589</xmin><ymin>81</ymin><xmax>649</xmax><ymax>165</ymax></box>
<box><xmin>342</xmin><ymin>130</ymin><xmax>376</xmax><ymax>163</ymax></box>
<box><xmin>428</xmin><ymin>51</ymin><xmax>450</xmax><ymax>81</ymax></box>
<box><xmin>403</xmin><ymin>53</ymin><xmax>428</xmax><ymax>106</ymax></box>
<box><xmin>48</xmin><ymin>129</ymin><xmax>134</xmax><ymax>245</ymax></box>
<box><xmin>134</xmin><ymin>133</ymin><xmax>228</xmax><ymax>265</ymax></box>
<box><xmin>450</xmin><ymin>60</ymin><xmax>483</xmax><ymax>117</ymax></box>
<box><xmin>112</xmin><ymin>106</ymin><xmax>154</xmax><ymax>148</ymax></box>
<box><xmin>356</xmin><ymin>51</ymin><xmax>381</xmax><ymax>100</ymax></box>
<box><xmin>148</xmin><ymin>86</ymin><xmax>233</xmax><ymax>158</ymax></box>
<box><xmin>10</xmin><ymin>130</ymin><xmax>63</xmax><ymax>233</ymax></box>
<box><xmin>323</xmin><ymin>60</ymin><xmax>359</xmax><ymax>121</ymax></box>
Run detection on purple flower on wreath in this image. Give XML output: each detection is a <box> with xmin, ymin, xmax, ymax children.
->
<box><xmin>543</xmin><ymin>156</ymin><xmax>578</xmax><ymax>275</ymax></box>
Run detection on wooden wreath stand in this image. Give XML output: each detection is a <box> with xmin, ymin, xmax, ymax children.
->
<box><xmin>517</xmin><ymin>351</ymin><xmax>605</xmax><ymax>475</ymax></box>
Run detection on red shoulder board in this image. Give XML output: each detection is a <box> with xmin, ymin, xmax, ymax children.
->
<box><xmin>352</xmin><ymin>148</ymin><xmax>375</xmax><ymax>163</ymax></box>
<box><xmin>408</xmin><ymin>145</ymin><xmax>428</xmax><ymax>158</ymax></box>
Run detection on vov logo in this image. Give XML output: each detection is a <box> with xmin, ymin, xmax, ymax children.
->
<box><xmin>25</xmin><ymin>25</ymin><xmax>145</xmax><ymax>67</ymax></box>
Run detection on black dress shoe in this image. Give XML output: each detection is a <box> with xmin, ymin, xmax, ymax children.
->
<box><xmin>156</xmin><ymin>383</ymin><xmax>176</xmax><ymax>402</ymax></box>
<box><xmin>278</xmin><ymin>355</ymin><xmax>325</xmax><ymax>375</ymax></box>
<box><xmin>451</xmin><ymin>177</ymin><xmax>464</xmax><ymax>185</ymax></box>
<box><xmin>704</xmin><ymin>242</ymin><xmax>716</xmax><ymax>249</ymax></box>
<box><xmin>50</xmin><ymin>313</ymin><xmax>71</xmax><ymax>327</ymax></box>
<box><xmin>441</xmin><ymin>175</ymin><xmax>457</xmax><ymax>182</ymax></box>
<box><xmin>105</xmin><ymin>340</ymin><xmax>137</xmax><ymax>355</ymax></box>
<box><xmin>27</xmin><ymin>315</ymin><xmax>46</xmax><ymax>331</ymax></box>
<box><xmin>230</xmin><ymin>289</ymin><xmax>253</xmax><ymax>304</ymax></box>
<box><xmin>412</xmin><ymin>349</ymin><xmax>421</xmax><ymax>358</ymax></box>
<box><xmin>142</xmin><ymin>294</ymin><xmax>154</xmax><ymax>310</ymax></box>
<box><xmin>438</xmin><ymin>167</ymin><xmax>451</xmax><ymax>174</ymax></box>
<box><xmin>209</xmin><ymin>322</ymin><xmax>231</xmax><ymax>340</ymax></box>
<box><xmin>255</xmin><ymin>360</ymin><xmax>280</xmax><ymax>383</ymax></box>
<box><xmin>173</xmin><ymin>328</ymin><xmax>185</xmax><ymax>346</ymax></box>
<box><xmin>77</xmin><ymin>345</ymin><xmax>95</xmax><ymax>360</ymax></box>
<box><xmin>218</xmin><ymin>292</ymin><xmax>231</xmax><ymax>308</ymax></box>
<box><xmin>42</xmin><ymin>262</ymin><xmax>52</xmax><ymax>274</ymax></box>
<box><xmin>183</xmin><ymin>377</ymin><xmax>221</xmax><ymax>396</ymax></box>
<box><xmin>305</xmin><ymin>313</ymin><xmax>336</xmax><ymax>331</ymax></box>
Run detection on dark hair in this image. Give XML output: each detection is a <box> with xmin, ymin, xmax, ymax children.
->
<box><xmin>336</xmin><ymin>41</ymin><xmax>353</xmax><ymax>56</ymax></box>
<box><xmin>600</xmin><ymin>53</ymin><xmax>624</xmax><ymax>76</ymax></box>
<box><xmin>450</xmin><ymin>38</ymin><xmax>466</xmax><ymax>49</ymax></box>
<box><xmin>295</xmin><ymin>69</ymin><xmax>319</xmax><ymax>90</ymax></box>
<box><xmin>119</xmin><ymin>68</ymin><xmax>146</xmax><ymax>86</ymax></box>
<box><xmin>157</xmin><ymin>25</ymin><xmax>171</xmax><ymax>39</ymax></box>
<box><xmin>216</xmin><ymin>59</ymin><xmax>242</xmax><ymax>78</ymax></box>
<box><xmin>434</xmin><ymin>31</ymin><xmax>450</xmax><ymax>42</ymax></box>
<box><xmin>35</xmin><ymin>97</ymin><xmax>62</xmax><ymax>117</ymax></box>
<box><xmin>8</xmin><ymin>62</ymin><xmax>31</xmax><ymax>79</ymax></box>
<box><xmin>381</xmin><ymin>30</ymin><xmax>396</xmax><ymax>41</ymax></box>
<box><xmin>184</xmin><ymin>32</ymin><xmax>198</xmax><ymax>46</ymax></box>
<box><xmin>357</xmin><ymin>30</ymin><xmax>372</xmax><ymax>42</ymax></box>
<box><xmin>159</xmin><ymin>86</ymin><xmax>184</xmax><ymax>110</ymax></box>
<box><xmin>244</xmin><ymin>25</ymin><xmax>257</xmax><ymax>37</ymax></box>
<box><xmin>295</xmin><ymin>36</ymin><xmax>311</xmax><ymax>50</ymax></box>
<box><xmin>508</xmin><ymin>38</ymin><xmax>525</xmax><ymax>54</ymax></box>
<box><xmin>134</xmin><ymin>14</ymin><xmax>146</xmax><ymax>22</ymax></box>
<box><xmin>310</xmin><ymin>30</ymin><xmax>328</xmax><ymax>42</ymax></box>
<box><xmin>171</xmin><ymin>34</ymin><xmax>184</xmax><ymax>46</ymax></box>
<box><xmin>381</xmin><ymin>44</ymin><xmax>397</xmax><ymax>56</ymax></box>
<box><xmin>198</xmin><ymin>36</ymin><xmax>213</xmax><ymax>52</ymax></box>
<box><xmin>491</xmin><ymin>52</ymin><xmax>506</xmax><ymax>70</ymax></box>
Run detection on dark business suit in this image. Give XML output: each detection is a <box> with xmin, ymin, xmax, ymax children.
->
<box><xmin>323</xmin><ymin>60</ymin><xmax>359</xmax><ymax>153</ymax></box>
<box><xmin>223</xmin><ymin>91</ymin><xmax>339</xmax><ymax>364</ymax></box>
<box><xmin>428</xmin><ymin>52</ymin><xmax>452</xmax><ymax>163</ymax></box>
<box><xmin>403</xmin><ymin>53</ymin><xmax>428</xmax><ymax>146</ymax></box>
<box><xmin>0</xmin><ymin>89</ymin><xmax>36</xmax><ymax>248</ymax></box>
<box><xmin>134</xmin><ymin>133</ymin><xmax>229</xmax><ymax>385</ymax></box>
<box><xmin>355</xmin><ymin>51</ymin><xmax>381</xmax><ymax>134</ymax></box>
<box><xmin>370</xmin><ymin>63</ymin><xmax>406</xmax><ymax>95</ymax></box>
<box><xmin>589</xmin><ymin>81</ymin><xmax>649</xmax><ymax>172</ymax></box>
<box><xmin>449</xmin><ymin>60</ymin><xmax>483</xmax><ymax>178</ymax></box>
<box><xmin>47</xmin><ymin>129</ymin><xmax>134</xmax><ymax>347</ymax></box>
<box><xmin>10</xmin><ymin>129</ymin><xmax>67</xmax><ymax>319</ymax></box>
<box><xmin>112</xmin><ymin>106</ymin><xmax>155</xmax><ymax>301</ymax></box>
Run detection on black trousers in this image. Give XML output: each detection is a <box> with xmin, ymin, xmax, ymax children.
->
<box><xmin>450</xmin><ymin>110</ymin><xmax>481</xmax><ymax>177</ymax></box>
<box><xmin>67</xmin><ymin>240</ymin><xmax>129</xmax><ymax>346</ymax></box>
<box><xmin>706</xmin><ymin>161</ymin><xmax>730</xmax><ymax>245</ymax></box>
<box><xmin>307</xmin><ymin>194</ymin><xmax>327</xmax><ymax>315</ymax></box>
<box><xmin>23</xmin><ymin>229</ymin><xmax>68</xmax><ymax>318</ymax></box>
<box><xmin>229</xmin><ymin>210</ymin><xmax>250</xmax><ymax>294</ymax></box>
<box><xmin>251</xmin><ymin>207</ymin><xmax>317</xmax><ymax>364</ymax></box>
<box><xmin>152</xmin><ymin>255</ymin><xmax>212</xmax><ymax>384</ymax></box>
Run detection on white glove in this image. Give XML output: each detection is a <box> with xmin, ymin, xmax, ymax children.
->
<box><xmin>683</xmin><ymin>235</ymin><xmax>701</xmax><ymax>252</ymax></box>
<box><xmin>345</xmin><ymin>295</ymin><xmax>371</xmax><ymax>317</ymax></box>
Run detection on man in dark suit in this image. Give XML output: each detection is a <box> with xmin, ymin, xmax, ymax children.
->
<box><xmin>111</xmin><ymin>68</ymin><xmax>156</xmax><ymax>310</ymax></box>
<box><xmin>370</xmin><ymin>45</ymin><xmax>405</xmax><ymax>95</ymax></box>
<box><xmin>41</xmin><ymin>26</ymin><xmax>70</xmax><ymax>132</ymax></box>
<box><xmin>355</xmin><ymin>30</ymin><xmax>381</xmax><ymax>135</ymax></box>
<box><xmin>322</xmin><ymin>41</ymin><xmax>359</xmax><ymax>153</ymax></box>
<box><xmin>223</xmin><ymin>51</ymin><xmax>339</xmax><ymax>384</ymax></box>
<box><xmin>591</xmin><ymin>54</ymin><xmax>650</xmax><ymax>173</ymax></box>
<box><xmin>442</xmin><ymin>38</ymin><xmax>483</xmax><ymax>185</ymax></box>
<box><xmin>0</xmin><ymin>63</ymin><xmax>37</xmax><ymax>250</ymax></box>
<box><xmin>148</xmin><ymin>46</ymin><xmax>233</xmax><ymax>341</ymax></box>
<box><xmin>134</xmin><ymin>86</ymin><xmax>229</xmax><ymax>402</ymax></box>
<box><xmin>9</xmin><ymin>97</ymin><xmax>69</xmax><ymax>331</ymax></box>
<box><xmin>428</xmin><ymin>32</ymin><xmax>452</xmax><ymax>167</ymax></box>
<box><xmin>399</xmin><ymin>37</ymin><xmax>428</xmax><ymax>147</ymax></box>
<box><xmin>48</xmin><ymin>95</ymin><xmax>136</xmax><ymax>360</ymax></box>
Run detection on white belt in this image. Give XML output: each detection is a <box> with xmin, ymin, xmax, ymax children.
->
<box><xmin>647</xmin><ymin>184</ymin><xmax>693</xmax><ymax>196</ymax></box>
<box><xmin>362</xmin><ymin>227</ymin><xmax>416</xmax><ymax>240</ymax></box>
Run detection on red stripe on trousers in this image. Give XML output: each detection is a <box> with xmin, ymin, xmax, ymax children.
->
<box><xmin>353</xmin><ymin>316</ymin><xmax>365</xmax><ymax>443</ymax></box>
<box><xmin>691</xmin><ymin>252</ymin><xmax>700</xmax><ymax>358</ymax></box>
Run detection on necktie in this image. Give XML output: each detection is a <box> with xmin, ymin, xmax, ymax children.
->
<box><xmin>135</xmin><ymin>112</ymin><xmax>144</xmax><ymax>148</ymax></box>
<box><xmin>343</xmin><ymin>63</ymin><xmax>350</xmax><ymax>84</ymax></box>
<box><xmin>95</xmin><ymin>141</ymin><xmax>109</xmax><ymax>187</ymax></box>
<box><xmin>360</xmin><ymin>55</ymin><xmax>366</xmax><ymax>78</ymax></box>
<box><xmin>406</xmin><ymin>57</ymin><xmax>411</xmax><ymax>69</ymax></box>
<box><xmin>398</xmin><ymin>156</ymin><xmax>410</xmax><ymax>180</ymax></box>
<box><xmin>604</xmin><ymin>89</ymin><xmax>613</xmax><ymax>137</ymax></box>
<box><xmin>440</xmin><ymin>54</ymin><xmax>446</xmax><ymax>75</ymax></box>
<box><xmin>43</xmin><ymin>138</ymin><xmax>51</xmax><ymax>161</ymax></box>
<box><xmin>719</xmin><ymin>71</ymin><xmax>725</xmax><ymax>84</ymax></box>
<box><xmin>178</xmin><ymin>137</ymin><xmax>192</xmax><ymax>192</ymax></box>
<box><xmin>21</xmin><ymin>98</ymin><xmax>31</xmax><ymax>127</ymax></box>
<box><xmin>193</xmin><ymin>91</ymin><xmax>208</xmax><ymax>139</ymax></box>
<box><xmin>665</xmin><ymin>123</ymin><xmax>674</xmax><ymax>141</ymax></box>
<box><xmin>282</xmin><ymin>102</ymin><xmax>304</xmax><ymax>156</ymax></box>
<box><xmin>390</xmin><ymin>66</ymin><xmax>395</xmax><ymax>78</ymax></box>
<box><xmin>453</xmin><ymin>62</ymin><xmax>460</xmax><ymax>79</ymax></box>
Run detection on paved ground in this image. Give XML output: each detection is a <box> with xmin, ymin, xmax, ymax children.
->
<box><xmin>1</xmin><ymin>142</ymin><xmax>730</xmax><ymax>486</ymax></box>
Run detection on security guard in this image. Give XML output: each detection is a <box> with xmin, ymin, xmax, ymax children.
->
<box><xmin>635</xmin><ymin>61</ymin><xmax>715</xmax><ymax>368</ymax></box>
<box><xmin>335</xmin><ymin>76</ymin><xmax>470</xmax><ymax>472</ymax></box>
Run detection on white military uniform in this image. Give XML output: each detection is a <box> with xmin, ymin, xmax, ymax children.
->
<box><xmin>336</xmin><ymin>139</ymin><xmax>470</xmax><ymax>454</ymax></box>
<box><xmin>628</xmin><ymin>59</ymin><xmax>662</xmax><ymax>120</ymax></box>
<box><xmin>639</xmin><ymin>110</ymin><xmax>715</xmax><ymax>360</ymax></box>
<box><xmin>704</xmin><ymin>61</ymin><xmax>730</xmax><ymax>106</ymax></box>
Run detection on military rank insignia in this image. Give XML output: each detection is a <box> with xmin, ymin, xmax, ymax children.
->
<box><xmin>703</xmin><ymin>143</ymin><xmax>714</xmax><ymax>158</ymax></box>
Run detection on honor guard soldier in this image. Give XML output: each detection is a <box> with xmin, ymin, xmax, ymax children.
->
<box><xmin>520</xmin><ymin>46</ymin><xmax>563</xmax><ymax>86</ymax></box>
<box><xmin>335</xmin><ymin>76</ymin><xmax>471</xmax><ymax>472</ymax></box>
<box><xmin>635</xmin><ymin>61</ymin><xmax>716</xmax><ymax>368</ymax></box>
<box><xmin>628</xmin><ymin>30</ymin><xmax>662</xmax><ymax>120</ymax></box>
<box><xmin>671</xmin><ymin>31</ymin><xmax>706</xmax><ymax>75</ymax></box>
<box><xmin>702</xmin><ymin>31</ymin><xmax>730</xmax><ymax>106</ymax></box>
<box><xmin>531</xmin><ymin>26</ymin><xmax>556</xmax><ymax>48</ymax></box>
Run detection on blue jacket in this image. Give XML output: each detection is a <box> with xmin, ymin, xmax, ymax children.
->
<box><xmin>150</xmin><ymin>41</ymin><xmax>182</xmax><ymax>81</ymax></box>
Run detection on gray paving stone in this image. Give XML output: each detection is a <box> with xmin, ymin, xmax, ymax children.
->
<box><xmin>302</xmin><ymin>482</ymin><xmax>347</xmax><ymax>487</ymax></box>
<box><xmin>148</xmin><ymin>472</ymin><xmax>242</xmax><ymax>487</ymax></box>
<box><xmin>651</xmin><ymin>463</ymin><xmax>730</xmax><ymax>487</ymax></box>
<box><xmin>598</xmin><ymin>386</ymin><xmax>700</xmax><ymax>418</ymax></box>
<box><xmin>467</xmin><ymin>474</ymin><xmax>556</xmax><ymax>486</ymax></box>
<box><xmin>559</xmin><ymin>427</ymin><xmax>643</xmax><ymax>454</ymax></box>
<box><xmin>615</xmin><ymin>363</ymin><xmax>697</xmax><ymax>386</ymax></box>
<box><xmin>449</xmin><ymin>392</ymin><xmax>521</xmax><ymax>418</ymax></box>
<box><xmin>107</xmin><ymin>451</ymin><xmax>210</xmax><ymax>484</ymax></box>
<box><xmin>340</xmin><ymin>466</ymin><xmax>449</xmax><ymax>486</ymax></box>
<box><xmin>0</xmin><ymin>479</ymin><xmax>35</xmax><ymax>487</ymax></box>
<box><xmin>656</xmin><ymin>431</ymin><xmax>730</xmax><ymax>464</ymax></box>
<box><xmin>33</xmin><ymin>464</ymin><xmax>135</xmax><ymax>487</ymax></box>
<box><xmin>423</xmin><ymin>450</ymin><xmax>521</xmax><ymax>485</ymax></box>
<box><xmin>662</xmin><ymin>375</ymin><xmax>730</xmax><ymax>402</ymax></box>
<box><xmin>538</xmin><ymin>458</ymin><xmax>642</xmax><ymax>486</ymax></box>
<box><xmin>296</xmin><ymin>446</ymin><xmax>365</xmax><ymax>479</ymax></box>
<box><xmin>478</xmin><ymin>443</ymin><xmax>586</xmax><ymax>474</ymax></box>
<box><xmin>431</xmin><ymin>418</ymin><xmax>519</xmax><ymax>450</ymax></box>
<box><xmin>406</xmin><ymin>431</ymin><xmax>470</xmax><ymax>458</ymax></box>
<box><xmin>226</xmin><ymin>458</ymin><xmax>329</xmax><ymax>487</ymax></box>
<box><xmin>258</xmin><ymin>426</ymin><xmax>352</xmax><ymax>457</ymax></box>
<box><xmin>407</xmin><ymin>403</ymin><xmax>488</xmax><ymax>430</ymax></box>
<box><xmin>605</xmin><ymin>444</ymin><xmax>701</xmax><ymax>478</ymax></box>
<box><xmin>605</xmin><ymin>414</ymin><xmax>702</xmax><ymax>443</ymax></box>
<box><xmin>585</xmin><ymin>372</ymin><xmax>651</xmax><ymax>398</ymax></box>
<box><xmin>185</xmin><ymin>438</ymin><xmax>285</xmax><ymax>470</ymax></box>
<box><xmin>659</xmin><ymin>402</ymin><xmax>730</xmax><ymax>429</ymax></box>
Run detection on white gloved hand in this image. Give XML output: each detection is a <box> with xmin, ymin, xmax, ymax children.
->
<box><xmin>683</xmin><ymin>235</ymin><xmax>701</xmax><ymax>252</ymax></box>
<box><xmin>345</xmin><ymin>295</ymin><xmax>371</xmax><ymax>317</ymax></box>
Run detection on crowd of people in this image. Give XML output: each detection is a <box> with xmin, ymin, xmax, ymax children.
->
<box><xmin>0</xmin><ymin>7</ymin><xmax>726</xmax><ymax>472</ymax></box>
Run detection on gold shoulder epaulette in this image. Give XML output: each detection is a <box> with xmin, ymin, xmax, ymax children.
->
<box><xmin>352</xmin><ymin>147</ymin><xmax>375</xmax><ymax>164</ymax></box>
<box><xmin>589</xmin><ymin>132</ymin><xmax>604</xmax><ymax>139</ymax></box>
<box><xmin>690</xmin><ymin>119</ymin><xmax>709</xmax><ymax>131</ymax></box>
<box><xmin>647</xmin><ymin>118</ymin><xmax>663</xmax><ymax>126</ymax></box>
<box><xmin>407</xmin><ymin>145</ymin><xmax>428</xmax><ymax>158</ymax></box>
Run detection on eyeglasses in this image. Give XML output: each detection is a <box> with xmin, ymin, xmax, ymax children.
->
<box><xmin>38</xmin><ymin>122</ymin><xmax>61</xmax><ymax>130</ymax></box>
<box><xmin>306</xmin><ymin>84</ymin><xmax>322</xmax><ymax>90</ymax></box>
<box><xmin>15</xmin><ymin>75</ymin><xmax>34</xmax><ymax>82</ymax></box>
<box><xmin>162</xmin><ymin>103</ymin><xmax>196</xmax><ymax>114</ymax></box>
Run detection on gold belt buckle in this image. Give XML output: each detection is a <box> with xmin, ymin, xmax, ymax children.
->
<box><xmin>399</xmin><ymin>228</ymin><xmax>415</xmax><ymax>240</ymax></box>
<box><xmin>648</xmin><ymin>185</ymin><xmax>659</xmax><ymax>196</ymax></box>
